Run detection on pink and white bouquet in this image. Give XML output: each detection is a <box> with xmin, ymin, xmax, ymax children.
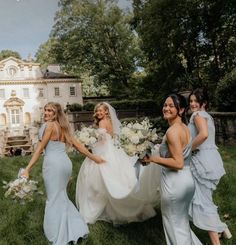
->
<box><xmin>119</xmin><ymin>118</ymin><xmax>160</xmax><ymax>159</ymax></box>
<box><xmin>3</xmin><ymin>171</ymin><xmax>42</xmax><ymax>204</ymax></box>
<box><xmin>75</xmin><ymin>125</ymin><xmax>99</xmax><ymax>149</ymax></box>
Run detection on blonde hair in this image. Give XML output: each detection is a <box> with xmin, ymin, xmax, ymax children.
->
<box><xmin>93</xmin><ymin>102</ymin><xmax>110</xmax><ymax>126</ymax></box>
<box><xmin>44</xmin><ymin>102</ymin><xmax>73</xmax><ymax>145</ymax></box>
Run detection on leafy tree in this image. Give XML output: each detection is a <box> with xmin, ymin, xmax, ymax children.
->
<box><xmin>50</xmin><ymin>0</ymin><xmax>141</xmax><ymax>97</ymax></box>
<box><xmin>133</xmin><ymin>0</ymin><xmax>236</xmax><ymax>102</ymax></box>
<box><xmin>80</xmin><ymin>72</ymin><xmax>110</xmax><ymax>96</ymax></box>
<box><xmin>215</xmin><ymin>67</ymin><xmax>236</xmax><ymax>111</ymax></box>
<box><xmin>0</xmin><ymin>50</ymin><xmax>21</xmax><ymax>60</ymax></box>
<box><xmin>35</xmin><ymin>39</ymin><xmax>59</xmax><ymax>69</ymax></box>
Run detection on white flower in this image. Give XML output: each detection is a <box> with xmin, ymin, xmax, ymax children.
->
<box><xmin>89</xmin><ymin>136</ymin><xmax>97</xmax><ymax>145</ymax></box>
<box><xmin>75</xmin><ymin>125</ymin><xmax>99</xmax><ymax>148</ymax></box>
<box><xmin>133</xmin><ymin>122</ymin><xmax>143</xmax><ymax>130</ymax></box>
<box><xmin>130</xmin><ymin>134</ymin><xmax>140</xmax><ymax>144</ymax></box>
<box><xmin>124</xmin><ymin>144</ymin><xmax>136</xmax><ymax>156</ymax></box>
<box><xmin>119</xmin><ymin>118</ymin><xmax>161</xmax><ymax>159</ymax></box>
<box><xmin>3</xmin><ymin>175</ymin><xmax>42</xmax><ymax>204</ymax></box>
<box><xmin>121</xmin><ymin>127</ymin><xmax>132</xmax><ymax>136</ymax></box>
<box><xmin>137</xmin><ymin>130</ymin><xmax>144</xmax><ymax>139</ymax></box>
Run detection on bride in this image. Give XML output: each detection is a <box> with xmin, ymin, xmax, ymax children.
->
<box><xmin>76</xmin><ymin>102</ymin><xmax>161</xmax><ymax>224</ymax></box>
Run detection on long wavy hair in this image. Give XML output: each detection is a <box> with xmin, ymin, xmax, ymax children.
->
<box><xmin>44</xmin><ymin>102</ymin><xmax>73</xmax><ymax>145</ymax></box>
<box><xmin>93</xmin><ymin>102</ymin><xmax>110</xmax><ymax>126</ymax></box>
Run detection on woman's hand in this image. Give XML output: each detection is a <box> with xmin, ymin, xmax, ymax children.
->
<box><xmin>21</xmin><ymin>169</ymin><xmax>29</xmax><ymax>179</ymax></box>
<box><xmin>141</xmin><ymin>155</ymin><xmax>152</xmax><ymax>166</ymax></box>
<box><xmin>93</xmin><ymin>155</ymin><xmax>106</xmax><ymax>164</ymax></box>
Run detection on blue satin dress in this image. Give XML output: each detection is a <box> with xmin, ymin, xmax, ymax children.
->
<box><xmin>159</xmin><ymin>140</ymin><xmax>202</xmax><ymax>245</ymax></box>
<box><xmin>188</xmin><ymin>111</ymin><xmax>227</xmax><ymax>232</ymax></box>
<box><xmin>39</xmin><ymin>123</ymin><xmax>89</xmax><ymax>245</ymax></box>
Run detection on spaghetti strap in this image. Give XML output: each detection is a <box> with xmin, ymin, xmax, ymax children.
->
<box><xmin>53</xmin><ymin>122</ymin><xmax>61</xmax><ymax>141</ymax></box>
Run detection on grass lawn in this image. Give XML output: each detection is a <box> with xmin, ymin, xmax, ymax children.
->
<box><xmin>0</xmin><ymin>146</ymin><xmax>235</xmax><ymax>245</ymax></box>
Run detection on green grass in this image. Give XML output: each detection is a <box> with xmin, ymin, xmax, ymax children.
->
<box><xmin>0</xmin><ymin>147</ymin><xmax>235</xmax><ymax>245</ymax></box>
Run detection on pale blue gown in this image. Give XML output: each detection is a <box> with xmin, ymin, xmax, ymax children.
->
<box><xmin>188</xmin><ymin>111</ymin><xmax>227</xmax><ymax>232</ymax></box>
<box><xmin>159</xmin><ymin>139</ymin><xmax>202</xmax><ymax>245</ymax></box>
<box><xmin>39</xmin><ymin>123</ymin><xmax>89</xmax><ymax>245</ymax></box>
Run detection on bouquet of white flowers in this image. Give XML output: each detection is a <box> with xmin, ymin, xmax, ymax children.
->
<box><xmin>3</xmin><ymin>170</ymin><xmax>43</xmax><ymax>204</ymax></box>
<box><xmin>119</xmin><ymin>118</ymin><xmax>160</xmax><ymax>159</ymax></box>
<box><xmin>75</xmin><ymin>125</ymin><xmax>99</xmax><ymax>149</ymax></box>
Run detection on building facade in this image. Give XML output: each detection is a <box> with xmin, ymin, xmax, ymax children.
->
<box><xmin>0</xmin><ymin>57</ymin><xmax>83</xmax><ymax>156</ymax></box>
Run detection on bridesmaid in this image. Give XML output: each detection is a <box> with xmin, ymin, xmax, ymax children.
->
<box><xmin>22</xmin><ymin>102</ymin><xmax>105</xmax><ymax>245</ymax></box>
<box><xmin>143</xmin><ymin>93</ymin><xmax>202</xmax><ymax>245</ymax></box>
<box><xmin>188</xmin><ymin>88</ymin><xmax>231</xmax><ymax>245</ymax></box>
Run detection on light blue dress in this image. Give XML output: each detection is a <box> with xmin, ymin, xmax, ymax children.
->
<box><xmin>159</xmin><ymin>139</ymin><xmax>202</xmax><ymax>245</ymax></box>
<box><xmin>188</xmin><ymin>111</ymin><xmax>227</xmax><ymax>232</ymax></box>
<box><xmin>39</xmin><ymin>123</ymin><xmax>89</xmax><ymax>245</ymax></box>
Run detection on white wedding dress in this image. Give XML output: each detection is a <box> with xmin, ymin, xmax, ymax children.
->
<box><xmin>76</xmin><ymin>103</ymin><xmax>161</xmax><ymax>225</ymax></box>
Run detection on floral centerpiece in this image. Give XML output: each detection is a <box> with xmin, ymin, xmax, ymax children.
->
<box><xmin>3</xmin><ymin>172</ymin><xmax>42</xmax><ymax>204</ymax></box>
<box><xmin>119</xmin><ymin>118</ymin><xmax>161</xmax><ymax>159</ymax></box>
<box><xmin>75</xmin><ymin>125</ymin><xmax>99</xmax><ymax>149</ymax></box>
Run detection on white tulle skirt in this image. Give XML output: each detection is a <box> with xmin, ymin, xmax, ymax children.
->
<box><xmin>76</xmin><ymin>137</ymin><xmax>161</xmax><ymax>224</ymax></box>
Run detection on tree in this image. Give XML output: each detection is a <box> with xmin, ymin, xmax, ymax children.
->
<box><xmin>0</xmin><ymin>50</ymin><xmax>21</xmax><ymax>60</ymax></box>
<box><xmin>133</xmin><ymin>0</ymin><xmax>236</xmax><ymax>102</ymax></box>
<box><xmin>215</xmin><ymin>67</ymin><xmax>236</xmax><ymax>111</ymax></box>
<box><xmin>50</xmin><ymin>0</ymin><xmax>141</xmax><ymax>97</ymax></box>
<box><xmin>35</xmin><ymin>39</ymin><xmax>59</xmax><ymax>69</ymax></box>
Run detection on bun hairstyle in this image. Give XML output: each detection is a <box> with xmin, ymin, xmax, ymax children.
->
<box><xmin>188</xmin><ymin>88</ymin><xmax>209</xmax><ymax>110</ymax></box>
<box><xmin>93</xmin><ymin>102</ymin><xmax>110</xmax><ymax>126</ymax></box>
<box><xmin>168</xmin><ymin>93</ymin><xmax>188</xmax><ymax>124</ymax></box>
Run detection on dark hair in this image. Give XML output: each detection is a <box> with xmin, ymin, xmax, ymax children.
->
<box><xmin>188</xmin><ymin>88</ymin><xmax>209</xmax><ymax>109</ymax></box>
<box><xmin>167</xmin><ymin>93</ymin><xmax>188</xmax><ymax>124</ymax></box>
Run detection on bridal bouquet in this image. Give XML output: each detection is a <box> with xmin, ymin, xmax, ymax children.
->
<box><xmin>75</xmin><ymin>125</ymin><xmax>99</xmax><ymax>149</ymax></box>
<box><xmin>3</xmin><ymin>172</ymin><xmax>42</xmax><ymax>204</ymax></box>
<box><xmin>119</xmin><ymin>118</ymin><xmax>160</xmax><ymax>159</ymax></box>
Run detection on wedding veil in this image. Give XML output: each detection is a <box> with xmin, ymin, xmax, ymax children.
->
<box><xmin>103</xmin><ymin>102</ymin><xmax>121</xmax><ymax>136</ymax></box>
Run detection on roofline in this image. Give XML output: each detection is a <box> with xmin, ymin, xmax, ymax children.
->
<box><xmin>0</xmin><ymin>78</ymin><xmax>82</xmax><ymax>85</ymax></box>
<box><xmin>0</xmin><ymin>56</ymin><xmax>40</xmax><ymax>66</ymax></box>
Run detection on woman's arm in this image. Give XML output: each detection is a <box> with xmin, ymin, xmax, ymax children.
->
<box><xmin>22</xmin><ymin>123</ymin><xmax>53</xmax><ymax>178</ymax></box>
<box><xmin>71</xmin><ymin>137</ymin><xmax>105</xmax><ymax>164</ymax></box>
<box><xmin>191</xmin><ymin>114</ymin><xmax>208</xmax><ymax>150</ymax></box>
<box><xmin>143</xmin><ymin>127</ymin><xmax>184</xmax><ymax>170</ymax></box>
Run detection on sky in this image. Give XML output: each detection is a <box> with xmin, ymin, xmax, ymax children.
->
<box><xmin>0</xmin><ymin>0</ymin><xmax>132</xmax><ymax>60</ymax></box>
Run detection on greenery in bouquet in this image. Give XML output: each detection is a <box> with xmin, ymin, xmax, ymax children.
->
<box><xmin>75</xmin><ymin>125</ymin><xmax>99</xmax><ymax>149</ymax></box>
<box><xmin>3</xmin><ymin>177</ymin><xmax>43</xmax><ymax>204</ymax></box>
<box><xmin>119</xmin><ymin>118</ymin><xmax>161</xmax><ymax>158</ymax></box>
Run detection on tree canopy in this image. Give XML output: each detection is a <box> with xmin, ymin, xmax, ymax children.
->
<box><xmin>40</xmin><ymin>0</ymin><xmax>141</xmax><ymax>96</ymax></box>
<box><xmin>133</xmin><ymin>0</ymin><xmax>236</xmax><ymax>103</ymax></box>
<box><xmin>35</xmin><ymin>0</ymin><xmax>236</xmax><ymax>109</ymax></box>
<box><xmin>0</xmin><ymin>50</ymin><xmax>21</xmax><ymax>61</ymax></box>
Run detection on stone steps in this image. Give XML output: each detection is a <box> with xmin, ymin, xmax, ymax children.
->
<box><xmin>4</xmin><ymin>135</ymin><xmax>33</xmax><ymax>157</ymax></box>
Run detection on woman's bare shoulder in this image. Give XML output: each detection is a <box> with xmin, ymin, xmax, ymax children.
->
<box><xmin>44</xmin><ymin>121</ymin><xmax>55</xmax><ymax>130</ymax></box>
<box><xmin>99</xmin><ymin>119</ymin><xmax>107</xmax><ymax>127</ymax></box>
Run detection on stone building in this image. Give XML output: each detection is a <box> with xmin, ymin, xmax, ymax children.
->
<box><xmin>0</xmin><ymin>56</ymin><xmax>83</xmax><ymax>157</ymax></box>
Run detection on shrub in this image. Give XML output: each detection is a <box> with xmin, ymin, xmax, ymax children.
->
<box><xmin>67</xmin><ymin>103</ymin><xmax>83</xmax><ymax>112</ymax></box>
<box><xmin>82</xmin><ymin>102</ymin><xmax>96</xmax><ymax>111</ymax></box>
<box><xmin>110</xmin><ymin>99</ymin><xmax>161</xmax><ymax>112</ymax></box>
<box><xmin>215</xmin><ymin>68</ymin><xmax>236</xmax><ymax>111</ymax></box>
